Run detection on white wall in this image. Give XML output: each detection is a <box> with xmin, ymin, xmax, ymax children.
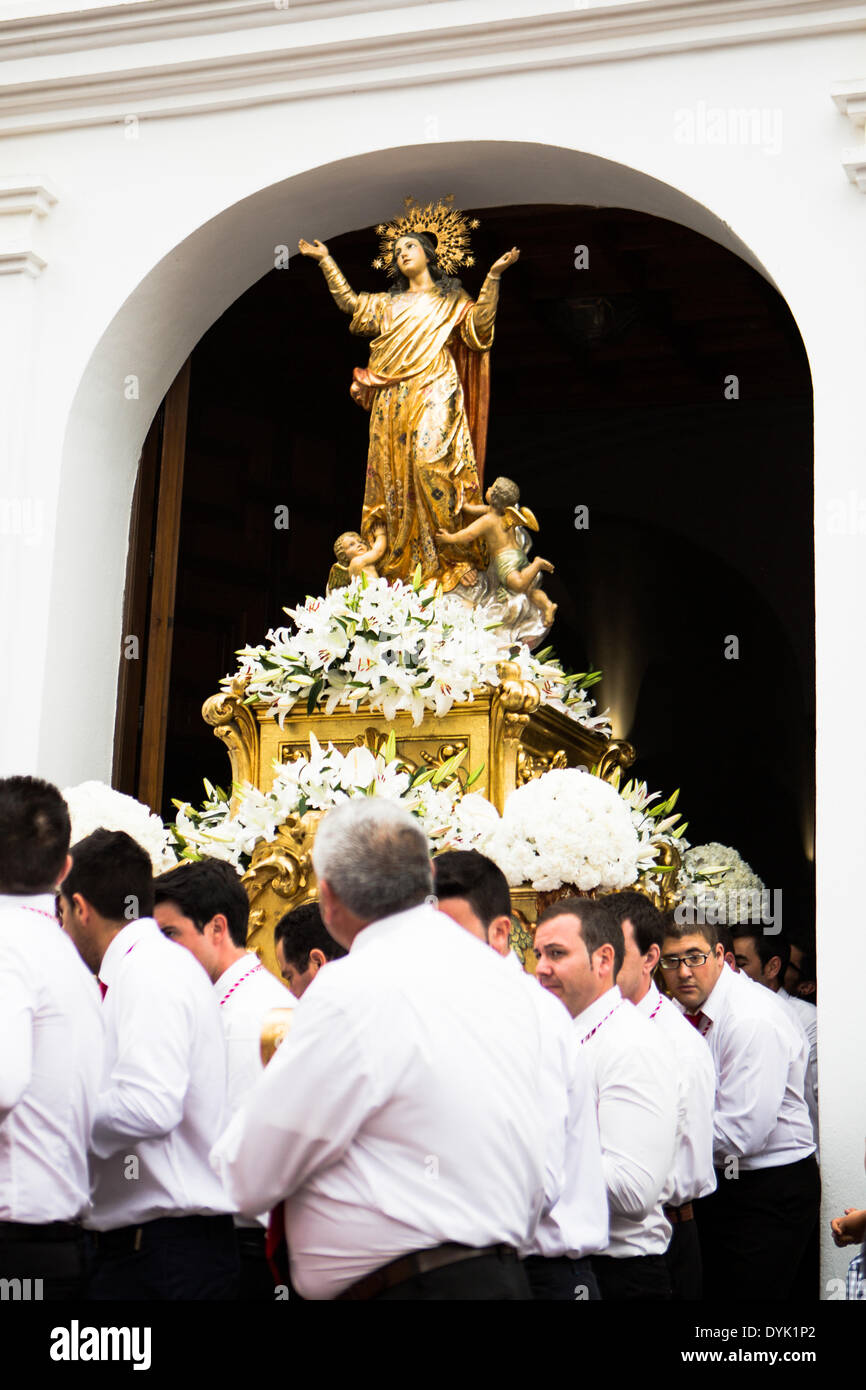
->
<box><xmin>0</xmin><ymin>3</ymin><xmax>863</xmax><ymax>1292</ymax></box>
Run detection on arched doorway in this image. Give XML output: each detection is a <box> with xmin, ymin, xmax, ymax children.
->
<box><xmin>111</xmin><ymin>194</ymin><xmax>812</xmax><ymax>948</ymax></box>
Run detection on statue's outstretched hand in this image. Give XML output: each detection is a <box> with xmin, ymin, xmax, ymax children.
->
<box><xmin>298</xmin><ymin>238</ymin><xmax>329</xmax><ymax>261</ymax></box>
<box><xmin>490</xmin><ymin>247</ymin><xmax>520</xmax><ymax>277</ymax></box>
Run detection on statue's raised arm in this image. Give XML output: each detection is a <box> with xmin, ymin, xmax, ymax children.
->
<box><xmin>298</xmin><ymin>237</ymin><xmax>359</xmax><ymax>315</ymax></box>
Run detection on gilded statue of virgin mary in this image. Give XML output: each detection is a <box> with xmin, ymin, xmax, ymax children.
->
<box><xmin>299</xmin><ymin>198</ymin><xmax>519</xmax><ymax>592</ymax></box>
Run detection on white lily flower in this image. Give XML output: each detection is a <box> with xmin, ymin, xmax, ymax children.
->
<box><xmin>339</xmin><ymin>746</ymin><xmax>379</xmax><ymax>790</ymax></box>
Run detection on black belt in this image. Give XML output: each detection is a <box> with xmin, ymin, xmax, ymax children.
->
<box><xmin>337</xmin><ymin>1242</ymin><xmax>518</xmax><ymax>1301</ymax></box>
<box><xmin>91</xmin><ymin>1213</ymin><xmax>234</xmax><ymax>1255</ymax></box>
<box><xmin>0</xmin><ymin>1220</ymin><xmax>83</xmax><ymax>1243</ymax></box>
<box><xmin>664</xmin><ymin>1201</ymin><xmax>694</xmax><ymax>1224</ymax></box>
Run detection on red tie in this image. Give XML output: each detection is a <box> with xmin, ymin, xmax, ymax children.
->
<box><xmin>686</xmin><ymin>1009</ymin><xmax>707</xmax><ymax>1030</ymax></box>
<box><xmin>265</xmin><ymin>1203</ymin><xmax>289</xmax><ymax>1286</ymax></box>
<box><xmin>98</xmin><ymin>979</ymin><xmax>108</xmax><ymax>1000</ymax></box>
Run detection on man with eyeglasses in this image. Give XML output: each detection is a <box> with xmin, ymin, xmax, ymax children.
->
<box><xmin>660</xmin><ymin>914</ymin><xmax>819</xmax><ymax>1301</ymax></box>
<box><xmin>605</xmin><ymin>891</ymin><xmax>716</xmax><ymax>1300</ymax></box>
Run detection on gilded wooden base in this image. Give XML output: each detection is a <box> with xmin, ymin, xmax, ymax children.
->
<box><xmin>203</xmin><ymin>668</ymin><xmax>636</xmax><ymax>977</ymax></box>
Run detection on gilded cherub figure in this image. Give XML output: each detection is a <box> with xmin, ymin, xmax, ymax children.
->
<box><xmin>436</xmin><ymin>477</ymin><xmax>557</xmax><ymax>626</ymax></box>
<box><xmin>327</xmin><ymin>528</ymin><xmax>387</xmax><ymax>592</ymax></box>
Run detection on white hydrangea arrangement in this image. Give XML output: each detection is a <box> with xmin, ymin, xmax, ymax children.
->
<box><xmin>227</xmin><ymin>572</ymin><xmax>610</xmax><ymax>734</ymax></box>
<box><xmin>440</xmin><ymin>768</ymin><xmax>643</xmax><ymax>892</ymax></box>
<box><xmin>677</xmin><ymin>841</ymin><xmax>765</xmax><ymax>923</ymax></box>
<box><xmin>63</xmin><ymin>780</ymin><xmax>178</xmax><ymax>872</ymax></box>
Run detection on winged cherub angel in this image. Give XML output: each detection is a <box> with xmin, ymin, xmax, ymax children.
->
<box><xmin>436</xmin><ymin>475</ymin><xmax>557</xmax><ymax>626</ymax></box>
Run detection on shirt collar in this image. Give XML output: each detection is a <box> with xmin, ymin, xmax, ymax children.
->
<box><xmin>0</xmin><ymin>891</ymin><xmax>58</xmax><ymax>917</ymax></box>
<box><xmin>574</xmin><ymin>984</ymin><xmax>622</xmax><ymax>1041</ymax></box>
<box><xmin>214</xmin><ymin>951</ymin><xmax>259</xmax><ymax>995</ymax></box>
<box><xmin>635</xmin><ymin>980</ymin><xmax>660</xmax><ymax>1018</ymax></box>
<box><xmin>350</xmin><ymin>901</ymin><xmax>439</xmax><ymax>954</ymax></box>
<box><xmin>694</xmin><ymin>958</ymin><xmax>731</xmax><ymax>1023</ymax></box>
<box><xmin>99</xmin><ymin>917</ymin><xmax>158</xmax><ymax>987</ymax></box>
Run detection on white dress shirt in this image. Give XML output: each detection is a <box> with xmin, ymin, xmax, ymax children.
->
<box><xmin>684</xmin><ymin>962</ymin><xmax>815</xmax><ymax>1171</ymax></box>
<box><xmin>212</xmin><ymin>903</ymin><xmax>549</xmax><ymax>1299</ymax></box>
<box><xmin>574</xmin><ymin>985</ymin><xmax>678</xmax><ymax>1259</ymax></box>
<box><xmin>87</xmin><ymin>917</ymin><xmax>234</xmax><ymax>1230</ymax></box>
<box><xmin>0</xmin><ymin>893</ymin><xmax>104</xmax><ymax>1223</ymax></box>
<box><xmin>777</xmin><ymin>986</ymin><xmax>819</xmax><ymax>1149</ymax></box>
<box><xmin>215</xmin><ymin>952</ymin><xmax>295</xmax><ymax>1228</ymax></box>
<box><xmin>635</xmin><ymin>982</ymin><xmax>716</xmax><ymax>1206</ymax></box>
<box><xmin>505</xmin><ymin>953</ymin><xmax>608</xmax><ymax>1260</ymax></box>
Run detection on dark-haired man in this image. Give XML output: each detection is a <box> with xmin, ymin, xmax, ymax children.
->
<box><xmin>274</xmin><ymin>899</ymin><xmax>347</xmax><ymax>999</ymax></box>
<box><xmin>433</xmin><ymin>851</ymin><xmax>608</xmax><ymax>1300</ymax></box>
<box><xmin>154</xmin><ymin>858</ymin><xmax>294</xmax><ymax>1298</ymax></box>
<box><xmin>605</xmin><ymin>891</ymin><xmax>715</xmax><ymax>1299</ymax></box>
<box><xmin>732</xmin><ymin>926</ymin><xmax>818</xmax><ymax>1147</ymax></box>
<box><xmin>535</xmin><ymin>897</ymin><xmax>678</xmax><ymax>1301</ymax></box>
<box><xmin>660</xmin><ymin>917</ymin><xmax>819</xmax><ymax>1300</ymax></box>
<box><xmin>60</xmin><ymin>829</ymin><xmax>238</xmax><ymax>1299</ymax></box>
<box><xmin>0</xmin><ymin>776</ymin><xmax>103</xmax><ymax>1299</ymax></box>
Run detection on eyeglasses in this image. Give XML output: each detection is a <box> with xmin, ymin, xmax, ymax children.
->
<box><xmin>659</xmin><ymin>950</ymin><xmax>712</xmax><ymax>970</ymax></box>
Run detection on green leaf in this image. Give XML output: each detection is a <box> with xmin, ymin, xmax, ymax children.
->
<box><xmin>409</xmin><ymin>766</ymin><xmax>435</xmax><ymax>787</ymax></box>
<box><xmin>306</xmin><ymin>678</ymin><xmax>324</xmax><ymax>715</ymax></box>
<box><xmin>411</xmin><ymin>563</ymin><xmax>423</xmax><ymax>592</ymax></box>
<box><xmin>383</xmin><ymin>729</ymin><xmax>397</xmax><ymax>763</ymax></box>
<box><xmin>432</xmin><ymin>747</ymin><xmax>468</xmax><ymax>785</ymax></box>
<box><xmin>465</xmin><ymin>763</ymin><xmax>485</xmax><ymax>789</ymax></box>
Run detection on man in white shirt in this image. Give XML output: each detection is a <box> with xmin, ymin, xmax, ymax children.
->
<box><xmin>154</xmin><ymin>857</ymin><xmax>294</xmax><ymax>1300</ymax></box>
<box><xmin>534</xmin><ymin>897</ymin><xmax>678</xmax><ymax>1300</ymax></box>
<box><xmin>273</xmin><ymin>900</ymin><xmax>347</xmax><ymax>999</ymax></box>
<box><xmin>660</xmin><ymin>917</ymin><xmax>819</xmax><ymax>1300</ymax></box>
<box><xmin>732</xmin><ymin>926</ymin><xmax>819</xmax><ymax>1147</ymax></box>
<box><xmin>60</xmin><ymin>828</ymin><xmax>238</xmax><ymax>1299</ymax></box>
<box><xmin>0</xmin><ymin>776</ymin><xmax>104</xmax><ymax>1299</ymax></box>
<box><xmin>605</xmin><ymin>890</ymin><xmax>716</xmax><ymax>1299</ymax></box>
<box><xmin>213</xmin><ymin>800</ymin><xmax>549</xmax><ymax>1300</ymax></box>
<box><xmin>432</xmin><ymin>850</ymin><xmax>608</xmax><ymax>1300</ymax></box>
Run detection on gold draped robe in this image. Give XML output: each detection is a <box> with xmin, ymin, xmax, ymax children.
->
<box><xmin>319</xmin><ymin>255</ymin><xmax>499</xmax><ymax>591</ymax></box>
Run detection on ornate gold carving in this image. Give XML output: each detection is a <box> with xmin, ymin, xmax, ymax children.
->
<box><xmin>495</xmin><ymin>661</ymin><xmax>542</xmax><ymax>741</ymax></box>
<box><xmin>202</xmin><ymin>676</ymin><xmax>257</xmax><ymax>808</ymax></box>
<box><xmin>260</xmin><ymin>1008</ymin><xmax>295</xmax><ymax>1067</ymax></box>
<box><xmin>241</xmin><ymin>811</ymin><xmax>323</xmax><ymax>976</ymax></box>
<box><xmin>595</xmin><ymin>738</ymin><xmax>637</xmax><ymax>784</ymax></box>
<box><xmin>508</xmin><ymin>909</ymin><xmax>536</xmax><ymax>973</ymax></box>
<box><xmin>516</xmin><ymin>746</ymin><xmax>568</xmax><ymax>786</ymax></box>
<box><xmin>650</xmin><ymin>839</ymin><xmax>683</xmax><ymax>913</ymax></box>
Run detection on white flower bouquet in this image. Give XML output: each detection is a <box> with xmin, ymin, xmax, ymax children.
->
<box><xmin>677</xmin><ymin>841</ymin><xmax>765</xmax><ymax>923</ymax></box>
<box><xmin>226</xmin><ymin>572</ymin><xmax>610</xmax><ymax>734</ymax></box>
<box><xmin>63</xmin><ymin>781</ymin><xmax>178</xmax><ymax>872</ymax></box>
<box><xmin>170</xmin><ymin>731</ymin><xmax>476</xmax><ymax>871</ymax></box>
<box><xmin>440</xmin><ymin>767</ymin><xmax>644</xmax><ymax>892</ymax></box>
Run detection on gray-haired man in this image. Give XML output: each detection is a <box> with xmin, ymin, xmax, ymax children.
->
<box><xmin>212</xmin><ymin>800</ymin><xmax>550</xmax><ymax>1300</ymax></box>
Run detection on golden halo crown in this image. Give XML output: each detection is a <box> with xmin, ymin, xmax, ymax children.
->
<box><xmin>372</xmin><ymin>194</ymin><xmax>480</xmax><ymax>277</ymax></box>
